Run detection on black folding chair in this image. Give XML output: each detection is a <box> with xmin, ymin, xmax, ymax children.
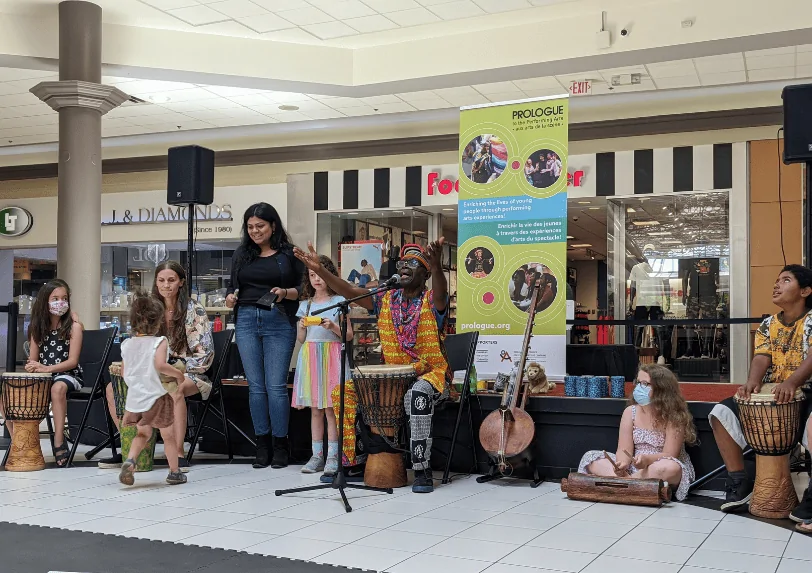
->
<box><xmin>64</xmin><ymin>327</ymin><xmax>118</xmax><ymax>467</ymax></box>
<box><xmin>434</xmin><ymin>331</ymin><xmax>480</xmax><ymax>484</ymax></box>
<box><xmin>186</xmin><ymin>329</ymin><xmax>255</xmax><ymax>462</ymax></box>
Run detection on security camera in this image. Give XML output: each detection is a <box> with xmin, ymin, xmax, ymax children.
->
<box><xmin>572</xmin><ymin>216</ymin><xmax>580</xmax><ymax>222</ymax></box>
<box><xmin>620</xmin><ymin>28</ymin><xmax>629</xmax><ymax>37</ymax></box>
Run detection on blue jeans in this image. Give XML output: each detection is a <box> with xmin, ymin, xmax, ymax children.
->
<box><xmin>347</xmin><ymin>269</ymin><xmax>371</xmax><ymax>287</ymax></box>
<box><xmin>235</xmin><ymin>306</ymin><xmax>296</xmax><ymax>438</ymax></box>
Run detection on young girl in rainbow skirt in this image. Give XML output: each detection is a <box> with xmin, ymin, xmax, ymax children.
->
<box><xmin>294</xmin><ymin>256</ymin><xmax>353</xmax><ymax>476</ymax></box>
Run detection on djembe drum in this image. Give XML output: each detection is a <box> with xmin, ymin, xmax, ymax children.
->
<box><xmin>353</xmin><ymin>365</ymin><xmax>416</xmax><ymax>488</ymax></box>
<box><xmin>1</xmin><ymin>372</ymin><xmax>53</xmax><ymax>471</ymax></box>
<box><xmin>735</xmin><ymin>383</ymin><xmax>806</xmax><ymax>519</ymax></box>
<box><xmin>110</xmin><ymin>362</ymin><xmax>159</xmax><ymax>472</ymax></box>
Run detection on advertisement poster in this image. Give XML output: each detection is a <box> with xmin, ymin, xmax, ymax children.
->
<box><xmin>340</xmin><ymin>241</ymin><xmax>384</xmax><ymax>288</ymax></box>
<box><xmin>457</xmin><ymin>95</ymin><xmax>569</xmax><ymax>378</ymax></box>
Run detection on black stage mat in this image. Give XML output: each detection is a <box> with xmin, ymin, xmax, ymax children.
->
<box><xmin>0</xmin><ymin>522</ymin><xmax>357</xmax><ymax>573</ymax></box>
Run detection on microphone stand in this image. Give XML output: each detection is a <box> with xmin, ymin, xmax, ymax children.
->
<box><xmin>275</xmin><ymin>280</ymin><xmax>400</xmax><ymax>512</ymax></box>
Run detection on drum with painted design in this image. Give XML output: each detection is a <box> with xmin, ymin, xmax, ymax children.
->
<box><xmin>1</xmin><ymin>372</ymin><xmax>53</xmax><ymax>471</ymax></box>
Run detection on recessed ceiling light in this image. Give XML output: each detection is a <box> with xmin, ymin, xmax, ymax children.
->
<box><xmin>148</xmin><ymin>95</ymin><xmax>171</xmax><ymax>103</ymax></box>
<box><xmin>577</xmin><ymin>201</ymin><xmax>591</xmax><ymax>204</ymax></box>
<box><xmin>442</xmin><ymin>208</ymin><xmax>455</xmax><ymax>211</ymax></box>
<box><xmin>632</xmin><ymin>221</ymin><xmax>660</xmax><ymax>226</ymax></box>
<box><xmin>567</xmin><ymin>235</ymin><xmax>575</xmax><ymax>239</ymax></box>
<box><xmin>278</xmin><ymin>104</ymin><xmax>299</xmax><ymax>111</ymax></box>
<box><xmin>588</xmin><ymin>207</ymin><xmax>600</xmax><ymax>210</ymax></box>
<box><xmin>346</xmin><ymin>212</ymin><xmax>359</xmax><ymax>215</ymax></box>
<box><xmin>627</xmin><ymin>207</ymin><xmax>636</xmax><ymax>213</ymax></box>
<box><xmin>570</xmin><ymin>243</ymin><xmax>592</xmax><ymax>248</ymax></box>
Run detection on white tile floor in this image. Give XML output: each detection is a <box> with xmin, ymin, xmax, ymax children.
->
<box><xmin>1</xmin><ymin>441</ymin><xmax>812</xmax><ymax>572</ymax></box>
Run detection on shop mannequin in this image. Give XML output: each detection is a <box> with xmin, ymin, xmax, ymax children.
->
<box><xmin>629</xmin><ymin>256</ymin><xmax>666</xmax><ymax>353</ymax></box>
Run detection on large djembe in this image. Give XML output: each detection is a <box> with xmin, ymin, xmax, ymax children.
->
<box><xmin>1</xmin><ymin>372</ymin><xmax>53</xmax><ymax>471</ymax></box>
<box><xmin>353</xmin><ymin>365</ymin><xmax>416</xmax><ymax>489</ymax></box>
<box><xmin>735</xmin><ymin>383</ymin><xmax>806</xmax><ymax>519</ymax></box>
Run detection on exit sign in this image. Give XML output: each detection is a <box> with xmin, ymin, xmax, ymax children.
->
<box><xmin>569</xmin><ymin>80</ymin><xmax>592</xmax><ymax>96</ymax></box>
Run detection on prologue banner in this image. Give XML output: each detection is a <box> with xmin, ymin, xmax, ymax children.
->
<box><xmin>457</xmin><ymin>95</ymin><xmax>569</xmax><ymax>378</ymax></box>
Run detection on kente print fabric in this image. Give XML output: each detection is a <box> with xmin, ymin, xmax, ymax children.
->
<box><xmin>754</xmin><ymin>311</ymin><xmax>812</xmax><ymax>386</ymax></box>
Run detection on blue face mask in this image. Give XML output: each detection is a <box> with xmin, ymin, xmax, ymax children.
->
<box><xmin>633</xmin><ymin>383</ymin><xmax>651</xmax><ymax>406</ymax></box>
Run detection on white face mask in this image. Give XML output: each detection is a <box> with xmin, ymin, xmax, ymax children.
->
<box><xmin>49</xmin><ymin>300</ymin><xmax>69</xmax><ymax>317</ymax></box>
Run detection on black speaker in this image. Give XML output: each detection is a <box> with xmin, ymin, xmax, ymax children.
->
<box><xmin>167</xmin><ymin>145</ymin><xmax>215</xmax><ymax>205</ymax></box>
<box><xmin>782</xmin><ymin>84</ymin><xmax>812</xmax><ymax>164</ymax></box>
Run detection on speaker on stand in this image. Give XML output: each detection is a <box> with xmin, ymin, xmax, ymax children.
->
<box><xmin>167</xmin><ymin>145</ymin><xmax>215</xmax><ymax>296</ymax></box>
<box><xmin>782</xmin><ymin>84</ymin><xmax>812</xmax><ymax>266</ymax></box>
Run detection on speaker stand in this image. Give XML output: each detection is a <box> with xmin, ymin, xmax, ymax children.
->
<box><xmin>187</xmin><ymin>203</ymin><xmax>195</xmax><ymax>297</ymax></box>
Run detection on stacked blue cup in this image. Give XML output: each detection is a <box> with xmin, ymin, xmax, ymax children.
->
<box><xmin>576</xmin><ymin>376</ymin><xmax>589</xmax><ymax>397</ymax></box>
<box><xmin>596</xmin><ymin>376</ymin><xmax>610</xmax><ymax>398</ymax></box>
<box><xmin>564</xmin><ymin>376</ymin><xmax>578</xmax><ymax>397</ymax></box>
<box><xmin>610</xmin><ymin>376</ymin><xmax>626</xmax><ymax>398</ymax></box>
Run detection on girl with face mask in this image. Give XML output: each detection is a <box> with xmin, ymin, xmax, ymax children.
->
<box><xmin>25</xmin><ymin>279</ymin><xmax>84</xmax><ymax>466</ymax></box>
<box><xmin>577</xmin><ymin>364</ymin><xmax>697</xmax><ymax>501</ymax></box>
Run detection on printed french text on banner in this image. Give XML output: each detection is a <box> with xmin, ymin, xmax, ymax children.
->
<box><xmin>457</xmin><ymin>96</ymin><xmax>569</xmax><ymax>378</ymax></box>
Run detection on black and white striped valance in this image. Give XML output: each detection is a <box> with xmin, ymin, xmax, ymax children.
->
<box><xmin>311</xmin><ymin>143</ymin><xmax>739</xmax><ymax>211</ymax></box>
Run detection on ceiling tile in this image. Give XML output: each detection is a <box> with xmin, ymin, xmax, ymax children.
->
<box><xmin>134</xmin><ymin>112</ymin><xmax>196</xmax><ymax>126</ymax></box>
<box><xmin>207</xmin><ymin>0</ymin><xmax>269</xmax><ymax>17</ymax></box>
<box><xmin>652</xmin><ymin>75</ymin><xmax>700</xmax><ymax>89</ymax></box>
<box><xmin>0</xmin><ymin>69</ymin><xmax>55</xmax><ymax>82</ymax></box>
<box><xmin>359</xmin><ymin>95</ymin><xmax>402</xmax><ymax>105</ymax></box>
<box><xmin>747</xmin><ymin>66</ymin><xmax>796</xmax><ymax>82</ymax></box>
<box><xmin>345</xmin><ymin>14</ymin><xmax>398</xmax><ymax>33</ymax></box>
<box><xmin>237</xmin><ymin>13</ymin><xmax>294</xmax><ymax>32</ymax></box>
<box><xmin>797</xmin><ymin>65</ymin><xmax>812</xmax><ymax>79</ymax></box>
<box><xmin>277</xmin><ymin>6</ymin><xmax>334</xmax><ymax>25</ymax></box>
<box><xmin>251</xmin><ymin>0</ymin><xmax>310</xmax><ymax>8</ymax></box>
<box><xmin>300</xmin><ymin>108</ymin><xmax>347</xmax><ymax>120</ymax></box>
<box><xmin>693</xmin><ymin>54</ymin><xmax>744</xmax><ymax>73</ymax></box>
<box><xmin>530</xmin><ymin>0</ymin><xmax>577</xmax><ymax>4</ymax></box>
<box><xmin>798</xmin><ymin>44</ymin><xmax>812</xmax><ymax>53</ymax></box>
<box><xmin>598</xmin><ymin>65</ymin><xmax>648</xmax><ymax>83</ymax></box>
<box><xmin>167</xmin><ymin>5</ymin><xmax>231</xmax><ymax>25</ymax></box>
<box><xmin>386</xmin><ymin>7</ymin><xmax>441</xmax><ymax>26</ymax></box>
<box><xmin>101</xmin><ymin>76</ymin><xmax>139</xmax><ymax>85</ymax></box>
<box><xmin>274</xmin><ymin>99</ymin><xmax>329</xmax><ymax>112</ymax></box>
<box><xmin>362</xmin><ymin>0</ymin><xmax>421</xmax><ymax>12</ymax></box>
<box><xmin>699</xmin><ymin>70</ymin><xmax>746</xmax><ymax>85</ymax></box>
<box><xmin>261</xmin><ymin>28</ymin><xmax>320</xmax><ymax>42</ymax></box>
<box><xmin>340</xmin><ymin>105</ymin><xmax>379</xmax><ymax>116</ymax></box>
<box><xmin>473</xmin><ymin>0</ymin><xmax>531</xmax><ymax>12</ymax></box>
<box><xmin>411</xmin><ymin>97</ymin><xmax>452</xmax><ymax>110</ymax></box>
<box><xmin>513</xmin><ymin>77</ymin><xmax>563</xmax><ymax>91</ymax></box>
<box><xmin>0</xmin><ymin>79</ymin><xmax>45</xmax><ymax>96</ymax></box>
<box><xmin>208</xmin><ymin>117</ymin><xmax>275</xmax><ymax>127</ymax></box>
<box><xmin>186</xmin><ymin>98</ymin><xmax>244</xmax><ymax>110</ymax></box>
<box><xmin>416</xmin><ymin>0</ymin><xmax>458</xmax><ymax>5</ymax></box>
<box><xmin>486</xmin><ymin>92</ymin><xmax>527</xmax><ymax>103</ymax></box>
<box><xmin>0</xmin><ymin>93</ymin><xmax>39</xmax><ymax>107</ymax></box>
<box><xmin>744</xmin><ymin>47</ymin><xmax>795</xmax><ymax>57</ymax></box>
<box><xmin>555</xmin><ymin>71</ymin><xmax>601</xmax><ymax>85</ymax></box>
<box><xmin>267</xmin><ymin>111</ymin><xmax>313</xmax><ymax>122</ymax></box>
<box><xmin>318</xmin><ymin>0</ymin><xmax>376</xmax><ymax>19</ymax></box>
<box><xmin>645</xmin><ymin>60</ymin><xmax>696</xmax><ymax>79</ymax></box>
<box><xmin>319</xmin><ymin>96</ymin><xmax>366</xmax><ymax>108</ymax></box>
<box><xmin>200</xmin><ymin>86</ymin><xmax>264</xmax><ymax>97</ymax></box>
<box><xmin>428</xmin><ymin>0</ymin><xmax>485</xmax><ymax>20</ymax></box>
<box><xmin>472</xmin><ymin>81</ymin><xmax>520</xmax><ymax>94</ymax></box>
<box><xmin>396</xmin><ymin>90</ymin><xmax>443</xmax><ymax>101</ymax></box>
<box><xmin>118</xmin><ymin>79</ymin><xmax>195</xmax><ymax>95</ymax></box>
<box><xmin>303</xmin><ymin>21</ymin><xmax>358</xmax><ymax>39</ymax></box>
<box><xmin>433</xmin><ymin>86</ymin><xmax>489</xmax><ymax>106</ymax></box>
<box><xmin>140</xmin><ymin>88</ymin><xmax>215</xmax><ymax>103</ymax></box>
<box><xmin>746</xmin><ymin>54</ymin><xmax>795</xmax><ymax>70</ymax></box>
<box><xmin>369</xmin><ymin>102</ymin><xmax>416</xmax><ymax>114</ymax></box>
<box><xmin>139</xmin><ymin>0</ymin><xmax>201</xmax><ymax>10</ymax></box>
<box><xmin>520</xmin><ymin>87</ymin><xmax>568</xmax><ymax>98</ymax></box>
<box><xmin>226</xmin><ymin>93</ymin><xmax>274</xmax><ymax>106</ymax></box>
<box><xmin>263</xmin><ymin>91</ymin><xmax>313</xmax><ymax>103</ymax></box>
<box><xmin>195</xmin><ymin>20</ymin><xmax>261</xmax><ymax>37</ymax></box>
<box><xmin>797</xmin><ymin>51</ymin><xmax>812</xmax><ymax>66</ymax></box>
<box><xmin>182</xmin><ymin>110</ymin><xmax>236</xmax><ymax>121</ymax></box>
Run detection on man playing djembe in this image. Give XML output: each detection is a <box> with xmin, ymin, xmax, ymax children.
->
<box><xmin>295</xmin><ymin>241</ymin><xmax>451</xmax><ymax>493</ymax></box>
<box><xmin>709</xmin><ymin>265</ymin><xmax>812</xmax><ymax>526</ymax></box>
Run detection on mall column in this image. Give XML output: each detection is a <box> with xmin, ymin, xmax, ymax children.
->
<box><xmin>30</xmin><ymin>1</ymin><xmax>128</xmax><ymax>324</ymax></box>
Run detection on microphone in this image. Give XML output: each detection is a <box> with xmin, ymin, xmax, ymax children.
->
<box><xmin>365</xmin><ymin>274</ymin><xmax>400</xmax><ymax>296</ymax></box>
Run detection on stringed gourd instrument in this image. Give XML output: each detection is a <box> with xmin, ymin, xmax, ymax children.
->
<box><xmin>478</xmin><ymin>277</ymin><xmax>542</xmax><ymax>473</ymax></box>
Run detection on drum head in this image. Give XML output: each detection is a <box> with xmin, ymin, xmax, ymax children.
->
<box><xmin>737</xmin><ymin>383</ymin><xmax>805</xmax><ymax>403</ymax></box>
<box><xmin>1</xmin><ymin>372</ymin><xmax>54</xmax><ymax>379</ymax></box>
<box><xmin>355</xmin><ymin>365</ymin><xmax>416</xmax><ymax>377</ymax></box>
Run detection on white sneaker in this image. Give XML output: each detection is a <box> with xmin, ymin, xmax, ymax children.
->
<box><xmin>324</xmin><ymin>456</ymin><xmax>339</xmax><ymax>476</ymax></box>
<box><xmin>301</xmin><ymin>455</ymin><xmax>325</xmax><ymax>474</ymax></box>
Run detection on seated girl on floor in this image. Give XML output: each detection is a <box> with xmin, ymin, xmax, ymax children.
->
<box><xmin>577</xmin><ymin>364</ymin><xmax>696</xmax><ymax>501</ymax></box>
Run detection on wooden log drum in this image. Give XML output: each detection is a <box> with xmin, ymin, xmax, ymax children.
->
<box><xmin>1</xmin><ymin>372</ymin><xmax>53</xmax><ymax>471</ymax></box>
<box><xmin>353</xmin><ymin>365</ymin><xmax>415</xmax><ymax>489</ymax></box>
<box><xmin>735</xmin><ymin>383</ymin><xmax>805</xmax><ymax>519</ymax></box>
<box><xmin>561</xmin><ymin>472</ymin><xmax>672</xmax><ymax>507</ymax></box>
<box><xmin>109</xmin><ymin>361</ymin><xmax>185</xmax><ymax>472</ymax></box>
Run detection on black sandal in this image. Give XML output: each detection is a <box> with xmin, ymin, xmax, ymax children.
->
<box><xmin>53</xmin><ymin>444</ymin><xmax>70</xmax><ymax>467</ymax></box>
